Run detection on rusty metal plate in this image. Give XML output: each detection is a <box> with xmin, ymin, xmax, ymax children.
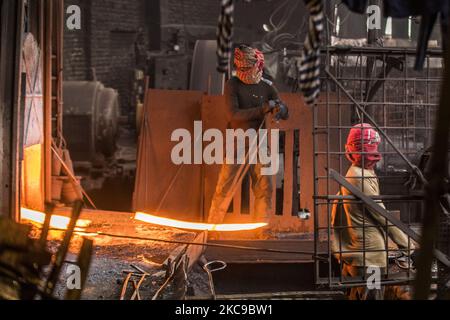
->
<box><xmin>133</xmin><ymin>89</ymin><xmax>204</xmax><ymax>221</ymax></box>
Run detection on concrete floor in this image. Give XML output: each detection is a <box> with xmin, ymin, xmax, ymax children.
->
<box><xmin>43</xmin><ymin>209</ymin><xmax>197</xmax><ymax>300</ymax></box>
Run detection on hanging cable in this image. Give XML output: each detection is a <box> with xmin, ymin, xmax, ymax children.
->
<box><xmin>46</xmin><ymin>228</ymin><xmax>315</xmax><ymax>256</ymax></box>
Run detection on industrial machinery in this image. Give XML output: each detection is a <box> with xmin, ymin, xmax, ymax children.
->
<box><xmin>63</xmin><ymin>81</ymin><xmax>120</xmax><ymax>162</ymax></box>
<box><xmin>190</xmin><ymin>40</ymin><xmax>226</xmax><ymax>95</ymax></box>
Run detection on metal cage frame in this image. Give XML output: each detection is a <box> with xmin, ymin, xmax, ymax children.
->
<box><xmin>313</xmin><ymin>46</ymin><xmax>443</xmax><ymax>289</ymax></box>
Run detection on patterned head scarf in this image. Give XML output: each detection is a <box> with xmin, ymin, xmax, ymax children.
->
<box><xmin>234</xmin><ymin>45</ymin><xmax>265</xmax><ymax>85</ymax></box>
<box><xmin>346</xmin><ymin>123</ymin><xmax>382</xmax><ymax>170</ymax></box>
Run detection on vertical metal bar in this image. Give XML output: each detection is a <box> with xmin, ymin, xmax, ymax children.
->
<box><xmin>326</xmin><ymin>54</ymin><xmax>333</xmax><ymax>288</ymax></box>
<box><xmin>415</xmin><ymin>34</ymin><xmax>450</xmax><ymax>300</ymax></box>
<box><xmin>404</xmin><ymin>52</ymin><xmax>408</xmax><ymax>162</ymax></box>
<box><xmin>382</xmin><ymin>53</ymin><xmax>387</xmax><ymax>173</ymax></box>
<box><xmin>65</xmin><ymin>238</ymin><xmax>94</xmax><ymax>300</ymax></box>
<box><xmin>39</xmin><ymin>203</ymin><xmax>54</xmax><ymax>246</ymax></box>
<box><xmin>338</xmin><ymin>51</ymin><xmax>343</xmax><ymax>176</ymax></box>
<box><xmin>339</xmin><ymin>199</ymin><xmax>344</xmax><ymax>284</ymax></box>
<box><xmin>44</xmin><ymin>200</ymin><xmax>84</xmax><ymax>296</ymax></box>
<box><xmin>385</xmin><ymin>216</ymin><xmax>389</xmax><ymax>280</ymax></box>
<box><xmin>43</xmin><ymin>0</ymin><xmax>53</xmax><ymax>204</ymax></box>
<box><xmin>313</xmin><ymin>91</ymin><xmax>320</xmax><ymax>285</ymax></box>
<box><xmin>56</xmin><ymin>0</ymin><xmax>64</xmax><ymax>140</ymax></box>
<box><xmin>0</xmin><ymin>0</ymin><xmax>25</xmax><ymax>221</ymax></box>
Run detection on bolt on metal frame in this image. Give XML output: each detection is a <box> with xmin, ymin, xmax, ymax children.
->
<box><xmin>313</xmin><ymin>46</ymin><xmax>443</xmax><ymax>288</ymax></box>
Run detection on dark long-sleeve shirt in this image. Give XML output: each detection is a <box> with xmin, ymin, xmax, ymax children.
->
<box><xmin>224</xmin><ymin>77</ymin><xmax>279</xmax><ymax>131</ymax></box>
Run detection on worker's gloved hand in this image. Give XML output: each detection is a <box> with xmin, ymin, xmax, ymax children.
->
<box><xmin>273</xmin><ymin>100</ymin><xmax>289</xmax><ymax>121</ymax></box>
<box><xmin>266</xmin><ymin>99</ymin><xmax>289</xmax><ymax>121</ymax></box>
<box><xmin>262</xmin><ymin>102</ymin><xmax>277</xmax><ymax>115</ymax></box>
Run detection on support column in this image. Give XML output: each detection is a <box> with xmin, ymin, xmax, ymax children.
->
<box><xmin>0</xmin><ymin>0</ymin><xmax>25</xmax><ymax>220</ymax></box>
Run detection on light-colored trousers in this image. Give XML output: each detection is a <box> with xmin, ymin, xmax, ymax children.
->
<box><xmin>208</xmin><ymin>162</ymin><xmax>273</xmax><ymax>224</ymax></box>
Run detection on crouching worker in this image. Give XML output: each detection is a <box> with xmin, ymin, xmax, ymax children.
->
<box><xmin>332</xmin><ymin>124</ymin><xmax>415</xmax><ymax>300</ymax></box>
<box><xmin>207</xmin><ymin>45</ymin><xmax>288</xmax><ymax>238</ymax></box>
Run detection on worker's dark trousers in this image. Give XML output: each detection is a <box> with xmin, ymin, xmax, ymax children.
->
<box><xmin>208</xmin><ymin>162</ymin><xmax>273</xmax><ymax>224</ymax></box>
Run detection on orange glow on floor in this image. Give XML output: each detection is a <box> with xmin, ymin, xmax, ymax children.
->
<box><xmin>134</xmin><ymin>212</ymin><xmax>268</xmax><ymax>231</ymax></box>
<box><xmin>21</xmin><ymin>208</ymin><xmax>91</xmax><ymax>231</ymax></box>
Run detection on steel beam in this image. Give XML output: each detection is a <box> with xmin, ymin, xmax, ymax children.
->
<box><xmin>0</xmin><ymin>0</ymin><xmax>25</xmax><ymax>220</ymax></box>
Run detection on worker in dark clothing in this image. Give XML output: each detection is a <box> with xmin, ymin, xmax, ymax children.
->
<box><xmin>208</xmin><ymin>45</ymin><xmax>287</xmax><ymax>237</ymax></box>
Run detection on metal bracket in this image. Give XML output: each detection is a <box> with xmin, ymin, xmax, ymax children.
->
<box><xmin>203</xmin><ymin>261</ymin><xmax>227</xmax><ymax>300</ymax></box>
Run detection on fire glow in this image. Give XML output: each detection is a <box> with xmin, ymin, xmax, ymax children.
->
<box><xmin>134</xmin><ymin>212</ymin><xmax>267</xmax><ymax>232</ymax></box>
<box><xmin>21</xmin><ymin>208</ymin><xmax>91</xmax><ymax>231</ymax></box>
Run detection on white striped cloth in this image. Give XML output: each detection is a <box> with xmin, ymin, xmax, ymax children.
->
<box><xmin>299</xmin><ymin>0</ymin><xmax>324</xmax><ymax>106</ymax></box>
<box><xmin>217</xmin><ymin>0</ymin><xmax>234</xmax><ymax>73</ymax></box>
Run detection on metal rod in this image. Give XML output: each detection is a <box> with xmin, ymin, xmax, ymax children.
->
<box><xmin>44</xmin><ymin>201</ymin><xmax>84</xmax><ymax>296</ymax></box>
<box><xmin>93</xmin><ymin>231</ymin><xmax>314</xmax><ymax>256</ymax></box>
<box><xmin>51</xmin><ymin>145</ymin><xmax>97</xmax><ymax>209</ymax></box>
<box><xmin>415</xmin><ymin>31</ymin><xmax>450</xmax><ymax>299</ymax></box>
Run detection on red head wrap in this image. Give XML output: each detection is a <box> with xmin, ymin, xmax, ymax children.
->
<box><xmin>346</xmin><ymin>123</ymin><xmax>382</xmax><ymax>170</ymax></box>
<box><xmin>234</xmin><ymin>45</ymin><xmax>265</xmax><ymax>84</ymax></box>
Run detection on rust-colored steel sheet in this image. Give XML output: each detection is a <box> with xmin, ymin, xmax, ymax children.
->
<box><xmin>133</xmin><ymin>89</ymin><xmax>350</xmax><ymax>236</ymax></box>
<box><xmin>133</xmin><ymin>89</ymin><xmax>204</xmax><ymax>221</ymax></box>
<box><xmin>201</xmin><ymin>93</ymin><xmax>314</xmax><ymax>234</ymax></box>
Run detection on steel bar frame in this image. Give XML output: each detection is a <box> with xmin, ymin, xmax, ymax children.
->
<box><xmin>313</xmin><ymin>46</ymin><xmax>443</xmax><ymax>288</ymax></box>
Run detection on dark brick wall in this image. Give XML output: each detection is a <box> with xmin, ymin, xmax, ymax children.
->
<box><xmin>161</xmin><ymin>0</ymin><xmax>220</xmax><ymax>26</ymax></box>
<box><xmin>63</xmin><ymin>0</ymin><xmax>308</xmax><ymax>111</ymax></box>
<box><xmin>160</xmin><ymin>0</ymin><xmax>220</xmax><ymax>53</ymax></box>
<box><xmin>64</xmin><ymin>0</ymin><xmax>88</xmax><ymax>81</ymax></box>
<box><xmin>64</xmin><ymin>0</ymin><xmax>147</xmax><ymax>111</ymax></box>
<box><xmin>90</xmin><ymin>0</ymin><xmax>147</xmax><ymax>110</ymax></box>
